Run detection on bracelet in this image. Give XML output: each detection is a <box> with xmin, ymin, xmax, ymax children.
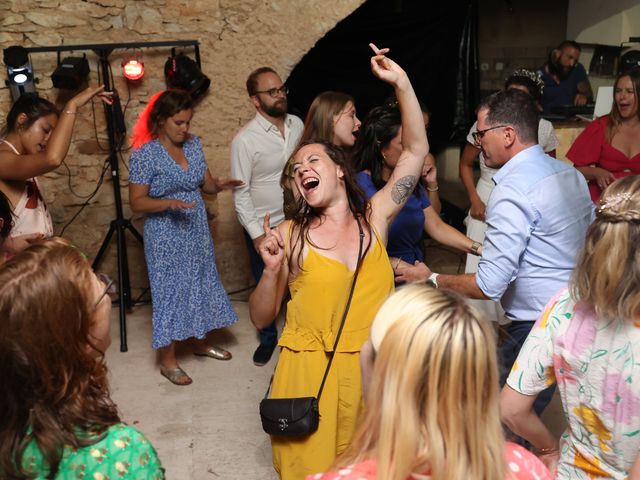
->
<box><xmin>393</xmin><ymin>258</ymin><xmax>402</xmax><ymax>271</ymax></box>
<box><xmin>470</xmin><ymin>241</ymin><xmax>481</xmax><ymax>255</ymax></box>
<box><xmin>427</xmin><ymin>272</ymin><xmax>439</xmax><ymax>288</ymax></box>
<box><xmin>426</xmin><ymin>184</ymin><xmax>439</xmax><ymax>192</ymax></box>
<box><xmin>63</xmin><ymin>110</ymin><xmax>77</xmax><ymax>115</ymax></box>
<box><xmin>538</xmin><ymin>446</ymin><xmax>559</xmax><ymax>455</ymax></box>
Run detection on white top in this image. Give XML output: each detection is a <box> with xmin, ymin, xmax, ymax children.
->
<box><xmin>466</xmin><ymin>118</ymin><xmax>559</xmax><ymax>183</ymax></box>
<box><xmin>0</xmin><ymin>139</ymin><xmax>54</xmax><ymax>238</ymax></box>
<box><xmin>230</xmin><ymin>113</ymin><xmax>303</xmax><ymax>239</ymax></box>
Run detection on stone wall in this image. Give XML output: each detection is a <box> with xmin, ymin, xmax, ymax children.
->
<box><xmin>0</xmin><ymin>0</ymin><xmax>365</xmax><ymax>293</ymax></box>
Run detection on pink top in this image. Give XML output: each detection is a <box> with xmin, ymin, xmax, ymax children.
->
<box><xmin>567</xmin><ymin>115</ymin><xmax>640</xmax><ymax>202</ymax></box>
<box><xmin>307</xmin><ymin>442</ymin><xmax>552</xmax><ymax>480</ymax></box>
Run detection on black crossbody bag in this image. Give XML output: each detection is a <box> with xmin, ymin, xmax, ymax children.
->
<box><xmin>259</xmin><ymin>221</ymin><xmax>365</xmax><ymax>437</ymax></box>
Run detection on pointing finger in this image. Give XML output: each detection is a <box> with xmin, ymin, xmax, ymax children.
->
<box><xmin>263</xmin><ymin>212</ymin><xmax>272</xmax><ymax>236</ymax></box>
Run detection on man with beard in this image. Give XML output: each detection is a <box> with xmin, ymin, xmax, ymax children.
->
<box><xmin>412</xmin><ymin>89</ymin><xmax>594</xmax><ymax>418</ymax></box>
<box><xmin>230</xmin><ymin>67</ymin><xmax>303</xmax><ymax>366</ymax></box>
<box><xmin>538</xmin><ymin>40</ymin><xmax>593</xmax><ymax>114</ymax></box>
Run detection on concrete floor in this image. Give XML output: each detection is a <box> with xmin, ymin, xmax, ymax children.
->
<box><xmin>105</xmin><ymin>299</ymin><xmax>279</xmax><ymax>480</ymax></box>
<box><xmin>104</xmin><ymin>243</ymin><xmax>566</xmax><ymax>479</ymax></box>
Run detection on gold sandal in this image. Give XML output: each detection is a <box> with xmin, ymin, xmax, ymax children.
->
<box><xmin>160</xmin><ymin>366</ymin><xmax>193</xmax><ymax>386</ymax></box>
<box><xmin>194</xmin><ymin>345</ymin><xmax>232</xmax><ymax>361</ymax></box>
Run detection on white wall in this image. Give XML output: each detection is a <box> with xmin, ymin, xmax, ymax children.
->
<box><xmin>567</xmin><ymin>0</ymin><xmax>640</xmax><ymax>45</ymax></box>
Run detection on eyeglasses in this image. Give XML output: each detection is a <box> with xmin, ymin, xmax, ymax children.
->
<box><xmin>253</xmin><ymin>86</ymin><xmax>289</xmax><ymax>98</ymax></box>
<box><xmin>94</xmin><ymin>274</ymin><xmax>114</xmax><ymax>309</ymax></box>
<box><xmin>472</xmin><ymin>125</ymin><xmax>508</xmax><ymax>144</ymax></box>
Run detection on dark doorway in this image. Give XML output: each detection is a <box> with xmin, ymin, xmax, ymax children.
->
<box><xmin>286</xmin><ymin>0</ymin><xmax>479</xmax><ymax>153</ymax></box>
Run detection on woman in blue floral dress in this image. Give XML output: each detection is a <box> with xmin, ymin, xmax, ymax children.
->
<box><xmin>129</xmin><ymin>90</ymin><xmax>241</xmax><ymax>386</ymax></box>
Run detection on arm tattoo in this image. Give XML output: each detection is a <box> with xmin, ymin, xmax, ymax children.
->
<box><xmin>391</xmin><ymin>175</ymin><xmax>418</xmax><ymax>205</ymax></box>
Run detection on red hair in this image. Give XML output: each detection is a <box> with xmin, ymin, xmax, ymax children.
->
<box><xmin>130</xmin><ymin>90</ymin><xmax>166</xmax><ymax>149</ymax></box>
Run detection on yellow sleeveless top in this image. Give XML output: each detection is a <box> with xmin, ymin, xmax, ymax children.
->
<box><xmin>278</xmin><ymin>222</ymin><xmax>394</xmax><ymax>352</ymax></box>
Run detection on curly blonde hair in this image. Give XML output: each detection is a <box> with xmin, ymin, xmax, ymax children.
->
<box><xmin>572</xmin><ymin>175</ymin><xmax>640</xmax><ymax>320</ymax></box>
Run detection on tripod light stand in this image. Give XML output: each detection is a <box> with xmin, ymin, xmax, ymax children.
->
<box><xmin>91</xmin><ymin>48</ymin><xmax>144</xmax><ymax>352</ymax></box>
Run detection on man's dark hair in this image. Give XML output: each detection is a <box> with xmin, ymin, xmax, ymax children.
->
<box><xmin>246</xmin><ymin>67</ymin><xmax>277</xmax><ymax>96</ymax></box>
<box><xmin>478</xmin><ymin>89</ymin><xmax>539</xmax><ymax>144</ymax></box>
<box><xmin>557</xmin><ymin>40</ymin><xmax>581</xmax><ymax>52</ymax></box>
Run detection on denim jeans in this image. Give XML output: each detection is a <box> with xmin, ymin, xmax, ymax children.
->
<box><xmin>244</xmin><ymin>231</ymin><xmax>277</xmax><ymax>346</ymax></box>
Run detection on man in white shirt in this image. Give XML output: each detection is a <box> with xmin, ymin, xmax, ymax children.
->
<box><xmin>230</xmin><ymin>67</ymin><xmax>303</xmax><ymax>365</ymax></box>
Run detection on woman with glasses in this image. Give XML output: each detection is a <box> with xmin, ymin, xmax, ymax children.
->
<box><xmin>0</xmin><ymin>87</ymin><xmax>112</xmax><ymax>253</ymax></box>
<box><xmin>312</xmin><ymin>285</ymin><xmax>551</xmax><ymax>480</ymax></box>
<box><xmin>0</xmin><ymin>239</ymin><xmax>164</xmax><ymax>479</ymax></box>
<box><xmin>250</xmin><ymin>44</ymin><xmax>428</xmax><ymax>479</ymax></box>
<box><xmin>458</xmin><ymin>70</ymin><xmax>558</xmax><ymax>322</ymax></box>
<box><xmin>129</xmin><ymin>89</ymin><xmax>242</xmax><ymax>386</ymax></box>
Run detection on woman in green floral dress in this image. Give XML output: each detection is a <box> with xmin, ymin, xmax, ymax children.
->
<box><xmin>0</xmin><ymin>239</ymin><xmax>164</xmax><ymax>479</ymax></box>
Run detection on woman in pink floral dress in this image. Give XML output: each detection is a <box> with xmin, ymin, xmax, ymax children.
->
<box><xmin>502</xmin><ymin>175</ymin><xmax>640</xmax><ymax>479</ymax></box>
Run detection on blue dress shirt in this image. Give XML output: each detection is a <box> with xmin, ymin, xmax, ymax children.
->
<box><xmin>476</xmin><ymin>145</ymin><xmax>594</xmax><ymax>321</ymax></box>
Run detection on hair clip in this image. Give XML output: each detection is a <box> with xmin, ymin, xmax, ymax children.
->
<box><xmin>597</xmin><ymin>192</ymin><xmax>632</xmax><ymax>213</ymax></box>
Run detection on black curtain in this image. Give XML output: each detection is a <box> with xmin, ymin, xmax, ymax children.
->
<box><xmin>286</xmin><ymin>0</ymin><xmax>479</xmax><ymax>153</ymax></box>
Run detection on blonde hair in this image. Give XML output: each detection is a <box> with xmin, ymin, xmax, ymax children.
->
<box><xmin>336</xmin><ymin>285</ymin><xmax>505</xmax><ymax>480</ymax></box>
<box><xmin>572</xmin><ymin>175</ymin><xmax>640</xmax><ymax>320</ymax></box>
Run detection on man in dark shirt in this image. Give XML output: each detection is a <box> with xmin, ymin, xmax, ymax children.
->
<box><xmin>538</xmin><ymin>40</ymin><xmax>593</xmax><ymax>114</ymax></box>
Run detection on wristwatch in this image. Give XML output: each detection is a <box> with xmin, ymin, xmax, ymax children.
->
<box><xmin>427</xmin><ymin>272</ymin><xmax>439</xmax><ymax>288</ymax></box>
<box><xmin>470</xmin><ymin>241</ymin><xmax>481</xmax><ymax>256</ymax></box>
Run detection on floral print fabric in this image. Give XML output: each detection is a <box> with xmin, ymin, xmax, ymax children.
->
<box><xmin>508</xmin><ymin>288</ymin><xmax>640</xmax><ymax>479</ymax></box>
<box><xmin>20</xmin><ymin>423</ymin><xmax>164</xmax><ymax>479</ymax></box>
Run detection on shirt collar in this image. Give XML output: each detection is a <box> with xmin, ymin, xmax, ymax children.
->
<box><xmin>255</xmin><ymin>112</ymin><xmax>289</xmax><ymax>132</ymax></box>
<box><xmin>492</xmin><ymin>144</ymin><xmax>544</xmax><ymax>184</ymax></box>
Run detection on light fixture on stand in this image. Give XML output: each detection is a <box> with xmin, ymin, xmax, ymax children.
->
<box><xmin>164</xmin><ymin>51</ymin><xmax>210</xmax><ymax>100</ymax></box>
<box><xmin>3</xmin><ymin>46</ymin><xmax>37</xmax><ymax>101</ymax></box>
<box><xmin>52</xmin><ymin>55</ymin><xmax>89</xmax><ymax>90</ymax></box>
<box><xmin>122</xmin><ymin>56</ymin><xmax>145</xmax><ymax>81</ymax></box>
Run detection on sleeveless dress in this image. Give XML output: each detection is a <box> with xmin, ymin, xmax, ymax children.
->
<box><xmin>0</xmin><ymin>139</ymin><xmax>54</xmax><ymax>239</ymax></box>
<box><xmin>270</xmin><ymin>222</ymin><xmax>394</xmax><ymax>480</ymax></box>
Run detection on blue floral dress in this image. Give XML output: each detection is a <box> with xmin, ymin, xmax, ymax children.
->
<box><xmin>129</xmin><ymin>136</ymin><xmax>237</xmax><ymax>349</ymax></box>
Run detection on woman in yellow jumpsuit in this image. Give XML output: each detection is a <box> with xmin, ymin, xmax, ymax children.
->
<box><xmin>249</xmin><ymin>43</ymin><xmax>428</xmax><ymax>480</ymax></box>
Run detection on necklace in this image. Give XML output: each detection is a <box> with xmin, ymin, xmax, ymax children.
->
<box><xmin>1</xmin><ymin>139</ymin><xmax>20</xmax><ymax>155</ymax></box>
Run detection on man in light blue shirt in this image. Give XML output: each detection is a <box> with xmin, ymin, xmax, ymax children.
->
<box><xmin>425</xmin><ymin>89</ymin><xmax>593</xmax><ymax>412</ymax></box>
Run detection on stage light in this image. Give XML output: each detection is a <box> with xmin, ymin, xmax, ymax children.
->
<box><xmin>52</xmin><ymin>56</ymin><xmax>89</xmax><ymax>90</ymax></box>
<box><xmin>164</xmin><ymin>52</ymin><xmax>210</xmax><ymax>100</ymax></box>
<box><xmin>3</xmin><ymin>46</ymin><xmax>37</xmax><ymax>102</ymax></box>
<box><xmin>122</xmin><ymin>57</ymin><xmax>144</xmax><ymax>81</ymax></box>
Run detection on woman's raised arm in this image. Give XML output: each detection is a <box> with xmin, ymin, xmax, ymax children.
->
<box><xmin>368</xmin><ymin>44</ymin><xmax>428</xmax><ymax>237</ymax></box>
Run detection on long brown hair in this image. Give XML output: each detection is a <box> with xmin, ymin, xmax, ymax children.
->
<box><xmin>287</xmin><ymin>140</ymin><xmax>371</xmax><ymax>271</ymax></box>
<box><xmin>607</xmin><ymin>66</ymin><xmax>640</xmax><ymax>142</ymax></box>
<box><xmin>0</xmin><ymin>239</ymin><xmax>119</xmax><ymax>478</ymax></box>
<box><xmin>300</xmin><ymin>91</ymin><xmax>355</xmax><ymax>145</ymax></box>
<box><xmin>571</xmin><ymin>175</ymin><xmax>640</xmax><ymax>320</ymax></box>
<box><xmin>336</xmin><ymin>285</ymin><xmax>506</xmax><ymax>480</ymax></box>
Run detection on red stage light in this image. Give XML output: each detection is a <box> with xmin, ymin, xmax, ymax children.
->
<box><xmin>122</xmin><ymin>58</ymin><xmax>144</xmax><ymax>81</ymax></box>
